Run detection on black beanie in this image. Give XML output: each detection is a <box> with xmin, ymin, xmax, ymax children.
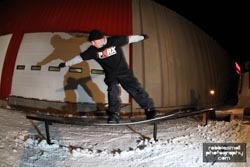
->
<box><xmin>88</xmin><ymin>30</ymin><xmax>104</xmax><ymax>42</ymax></box>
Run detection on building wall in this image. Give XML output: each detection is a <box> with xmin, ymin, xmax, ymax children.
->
<box><xmin>132</xmin><ymin>0</ymin><xmax>237</xmax><ymax>109</ymax></box>
<box><xmin>0</xmin><ymin>0</ymin><xmax>239</xmax><ymax>111</ymax></box>
<box><xmin>0</xmin><ymin>0</ymin><xmax>133</xmax><ymax>101</ymax></box>
<box><xmin>0</xmin><ymin>32</ymin><xmax>23</xmax><ymax>100</ymax></box>
<box><xmin>238</xmin><ymin>72</ymin><xmax>250</xmax><ymax>107</ymax></box>
<box><xmin>11</xmin><ymin>32</ymin><xmax>129</xmax><ymax>104</ymax></box>
<box><xmin>0</xmin><ymin>34</ymin><xmax>12</xmax><ymax>85</ymax></box>
<box><xmin>0</xmin><ymin>0</ymin><xmax>132</xmax><ymax>35</ymax></box>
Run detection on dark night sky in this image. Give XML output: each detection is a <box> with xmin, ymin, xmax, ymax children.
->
<box><xmin>154</xmin><ymin>0</ymin><xmax>249</xmax><ymax>71</ymax></box>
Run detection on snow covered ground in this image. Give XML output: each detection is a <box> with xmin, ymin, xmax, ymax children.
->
<box><xmin>0</xmin><ymin>107</ymin><xmax>249</xmax><ymax>167</ymax></box>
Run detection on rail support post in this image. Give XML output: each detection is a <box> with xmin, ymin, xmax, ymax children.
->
<box><xmin>153</xmin><ymin>122</ymin><xmax>158</xmax><ymax>141</ymax></box>
<box><xmin>44</xmin><ymin>121</ymin><xmax>52</xmax><ymax>145</ymax></box>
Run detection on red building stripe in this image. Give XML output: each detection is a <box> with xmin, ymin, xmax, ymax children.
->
<box><xmin>0</xmin><ymin>32</ymin><xmax>23</xmax><ymax>100</ymax></box>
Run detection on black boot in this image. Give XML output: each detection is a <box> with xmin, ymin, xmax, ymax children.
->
<box><xmin>145</xmin><ymin>108</ymin><xmax>160</xmax><ymax>120</ymax></box>
<box><xmin>106</xmin><ymin>111</ymin><xmax>119</xmax><ymax>123</ymax></box>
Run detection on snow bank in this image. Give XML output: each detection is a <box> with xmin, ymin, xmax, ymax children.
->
<box><xmin>0</xmin><ymin>108</ymin><xmax>249</xmax><ymax>167</ymax></box>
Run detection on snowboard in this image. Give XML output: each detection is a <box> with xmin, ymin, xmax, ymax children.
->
<box><xmin>93</xmin><ymin>108</ymin><xmax>214</xmax><ymax>126</ymax></box>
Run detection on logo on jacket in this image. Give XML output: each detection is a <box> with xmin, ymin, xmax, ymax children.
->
<box><xmin>98</xmin><ymin>46</ymin><xmax>117</xmax><ymax>59</ymax></box>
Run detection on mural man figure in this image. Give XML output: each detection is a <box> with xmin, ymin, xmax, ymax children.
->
<box><xmin>37</xmin><ymin>34</ymin><xmax>105</xmax><ymax>112</ymax></box>
<box><xmin>59</xmin><ymin>30</ymin><xmax>160</xmax><ymax>123</ymax></box>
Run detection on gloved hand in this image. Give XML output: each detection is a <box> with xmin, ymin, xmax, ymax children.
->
<box><xmin>58</xmin><ymin>62</ymin><xmax>66</xmax><ymax>68</ymax></box>
<box><xmin>141</xmin><ymin>34</ymin><xmax>149</xmax><ymax>40</ymax></box>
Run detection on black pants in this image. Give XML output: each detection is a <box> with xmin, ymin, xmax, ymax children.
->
<box><xmin>105</xmin><ymin>71</ymin><xmax>154</xmax><ymax>113</ymax></box>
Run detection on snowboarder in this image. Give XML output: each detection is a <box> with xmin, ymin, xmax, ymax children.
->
<box><xmin>58</xmin><ymin>29</ymin><xmax>160</xmax><ymax>123</ymax></box>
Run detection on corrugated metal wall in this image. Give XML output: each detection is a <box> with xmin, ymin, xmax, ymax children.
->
<box><xmin>132</xmin><ymin>0</ymin><xmax>236</xmax><ymax>109</ymax></box>
<box><xmin>0</xmin><ymin>0</ymin><xmax>238</xmax><ymax>110</ymax></box>
<box><xmin>0</xmin><ymin>0</ymin><xmax>132</xmax><ymax>35</ymax></box>
<box><xmin>238</xmin><ymin>72</ymin><xmax>250</xmax><ymax>106</ymax></box>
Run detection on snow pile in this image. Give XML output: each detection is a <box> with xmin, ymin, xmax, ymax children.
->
<box><xmin>0</xmin><ymin>107</ymin><xmax>249</xmax><ymax>167</ymax></box>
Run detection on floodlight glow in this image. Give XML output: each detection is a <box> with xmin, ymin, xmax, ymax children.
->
<box><xmin>209</xmin><ymin>90</ymin><xmax>215</xmax><ymax>95</ymax></box>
